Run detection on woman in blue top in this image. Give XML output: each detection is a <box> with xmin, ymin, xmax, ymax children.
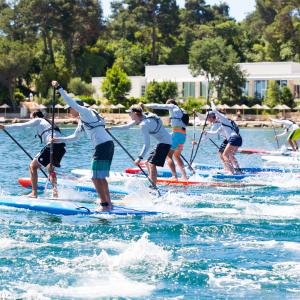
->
<box><xmin>144</xmin><ymin>99</ymin><xmax>188</xmax><ymax>181</ymax></box>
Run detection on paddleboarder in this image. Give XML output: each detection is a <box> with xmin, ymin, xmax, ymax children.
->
<box><xmin>111</xmin><ymin>104</ymin><xmax>172</xmax><ymax>186</ymax></box>
<box><xmin>144</xmin><ymin>99</ymin><xmax>188</xmax><ymax>181</ymax></box>
<box><xmin>0</xmin><ymin>110</ymin><xmax>66</xmax><ymax>198</ymax></box>
<box><xmin>51</xmin><ymin>81</ymin><xmax>114</xmax><ymax>211</ymax></box>
<box><xmin>271</xmin><ymin>118</ymin><xmax>300</xmax><ymax>151</ymax></box>
<box><xmin>203</xmin><ymin>100</ymin><xmax>243</xmax><ymax>174</ymax></box>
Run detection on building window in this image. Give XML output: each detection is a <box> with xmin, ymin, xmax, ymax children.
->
<box><xmin>141</xmin><ymin>85</ymin><xmax>145</xmax><ymax>96</ymax></box>
<box><xmin>243</xmin><ymin>81</ymin><xmax>250</xmax><ymax>96</ymax></box>
<box><xmin>276</xmin><ymin>80</ymin><xmax>287</xmax><ymax>87</ymax></box>
<box><xmin>254</xmin><ymin>80</ymin><xmax>267</xmax><ymax>99</ymax></box>
<box><xmin>183</xmin><ymin>82</ymin><xmax>195</xmax><ymax>98</ymax></box>
<box><xmin>200</xmin><ymin>82</ymin><xmax>207</xmax><ymax>97</ymax></box>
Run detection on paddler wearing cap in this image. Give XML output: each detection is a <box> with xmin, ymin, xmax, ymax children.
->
<box><xmin>0</xmin><ymin>110</ymin><xmax>66</xmax><ymax>198</ymax></box>
<box><xmin>143</xmin><ymin>99</ymin><xmax>188</xmax><ymax>181</ymax></box>
<box><xmin>51</xmin><ymin>81</ymin><xmax>114</xmax><ymax>211</ymax></box>
<box><xmin>111</xmin><ymin>104</ymin><xmax>172</xmax><ymax>186</ymax></box>
<box><xmin>203</xmin><ymin>100</ymin><xmax>243</xmax><ymax>174</ymax></box>
<box><xmin>270</xmin><ymin>118</ymin><xmax>300</xmax><ymax>151</ymax></box>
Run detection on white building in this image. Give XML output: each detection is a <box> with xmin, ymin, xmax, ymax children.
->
<box><xmin>92</xmin><ymin>62</ymin><xmax>300</xmax><ymax>100</ymax></box>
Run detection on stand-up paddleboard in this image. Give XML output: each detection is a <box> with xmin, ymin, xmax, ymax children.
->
<box><xmin>18</xmin><ymin>178</ymin><xmax>128</xmax><ymax>198</ymax></box>
<box><xmin>125</xmin><ymin>167</ymin><xmax>263</xmax><ymax>180</ymax></box>
<box><xmin>192</xmin><ymin>164</ymin><xmax>300</xmax><ymax>173</ymax></box>
<box><xmin>0</xmin><ymin>195</ymin><xmax>159</xmax><ymax>216</ymax></box>
<box><xmin>70</xmin><ymin>170</ymin><xmax>268</xmax><ymax>188</ymax></box>
<box><xmin>238</xmin><ymin>147</ymin><xmax>294</xmax><ymax>155</ymax></box>
<box><xmin>261</xmin><ymin>155</ymin><xmax>300</xmax><ymax>165</ymax></box>
<box><xmin>156</xmin><ymin>178</ymin><xmax>266</xmax><ymax>187</ymax></box>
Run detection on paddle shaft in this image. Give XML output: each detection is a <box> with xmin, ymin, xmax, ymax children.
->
<box><xmin>50</xmin><ymin>87</ymin><xmax>56</xmax><ymax>166</ymax></box>
<box><xmin>3</xmin><ymin>128</ymin><xmax>48</xmax><ymax>178</ymax></box>
<box><xmin>189</xmin><ymin>112</ymin><xmax>196</xmax><ymax>163</ymax></box>
<box><xmin>105</xmin><ymin>129</ymin><xmax>161</xmax><ymax>196</ymax></box>
<box><xmin>180</xmin><ymin>154</ymin><xmax>195</xmax><ymax>174</ymax></box>
<box><xmin>272</xmin><ymin>124</ymin><xmax>280</xmax><ymax>149</ymax></box>
<box><xmin>190</xmin><ymin>112</ymin><xmax>209</xmax><ymax>164</ymax></box>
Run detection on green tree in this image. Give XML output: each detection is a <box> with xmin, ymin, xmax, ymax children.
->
<box><xmin>263</xmin><ymin>80</ymin><xmax>280</xmax><ymax>107</ymax></box>
<box><xmin>0</xmin><ymin>38</ymin><xmax>32</xmax><ymax>110</ymax></box>
<box><xmin>189</xmin><ymin>37</ymin><xmax>245</xmax><ymax>102</ymax></box>
<box><xmin>280</xmin><ymin>85</ymin><xmax>294</xmax><ymax>108</ymax></box>
<box><xmin>101</xmin><ymin>64</ymin><xmax>131</xmax><ymax>104</ymax></box>
<box><xmin>68</xmin><ymin>77</ymin><xmax>94</xmax><ymax>96</ymax></box>
<box><xmin>144</xmin><ymin>81</ymin><xmax>177</xmax><ymax>103</ymax></box>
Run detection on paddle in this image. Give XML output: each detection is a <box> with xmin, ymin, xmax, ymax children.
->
<box><xmin>190</xmin><ymin>112</ymin><xmax>209</xmax><ymax>165</ymax></box>
<box><xmin>271</xmin><ymin>124</ymin><xmax>280</xmax><ymax>149</ymax></box>
<box><xmin>189</xmin><ymin>111</ymin><xmax>196</xmax><ymax>163</ymax></box>
<box><xmin>105</xmin><ymin>129</ymin><xmax>162</xmax><ymax>196</ymax></box>
<box><xmin>180</xmin><ymin>154</ymin><xmax>195</xmax><ymax>174</ymax></box>
<box><xmin>2</xmin><ymin>128</ymin><xmax>48</xmax><ymax>178</ymax></box>
<box><xmin>50</xmin><ymin>87</ymin><xmax>56</xmax><ymax>166</ymax></box>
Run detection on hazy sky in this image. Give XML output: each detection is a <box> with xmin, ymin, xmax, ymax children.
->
<box><xmin>101</xmin><ymin>0</ymin><xmax>256</xmax><ymax>22</ymax></box>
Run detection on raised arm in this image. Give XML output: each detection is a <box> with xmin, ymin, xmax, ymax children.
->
<box><xmin>144</xmin><ymin>103</ymin><xmax>175</xmax><ymax>111</ymax></box>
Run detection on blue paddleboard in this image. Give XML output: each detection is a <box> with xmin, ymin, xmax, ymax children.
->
<box><xmin>0</xmin><ymin>196</ymin><xmax>159</xmax><ymax>216</ymax></box>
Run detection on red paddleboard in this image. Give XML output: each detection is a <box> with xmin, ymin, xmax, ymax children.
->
<box><xmin>238</xmin><ymin>148</ymin><xmax>278</xmax><ymax>155</ymax></box>
<box><xmin>18</xmin><ymin>178</ymin><xmax>32</xmax><ymax>188</ymax></box>
<box><xmin>156</xmin><ymin>178</ymin><xmax>265</xmax><ymax>187</ymax></box>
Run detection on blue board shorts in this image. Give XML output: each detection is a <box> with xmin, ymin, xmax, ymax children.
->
<box><xmin>228</xmin><ymin>135</ymin><xmax>243</xmax><ymax>147</ymax></box>
<box><xmin>171</xmin><ymin>128</ymin><xmax>186</xmax><ymax>151</ymax></box>
<box><xmin>91</xmin><ymin>140</ymin><xmax>114</xmax><ymax>179</ymax></box>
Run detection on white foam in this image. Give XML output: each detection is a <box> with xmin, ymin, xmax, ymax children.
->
<box><xmin>15</xmin><ymin>272</ymin><xmax>155</xmax><ymax>298</ymax></box>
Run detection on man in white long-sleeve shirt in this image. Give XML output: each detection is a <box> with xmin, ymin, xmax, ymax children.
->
<box><xmin>144</xmin><ymin>99</ymin><xmax>188</xmax><ymax>181</ymax></box>
<box><xmin>0</xmin><ymin>110</ymin><xmax>66</xmax><ymax>198</ymax></box>
<box><xmin>111</xmin><ymin>104</ymin><xmax>171</xmax><ymax>185</ymax></box>
<box><xmin>51</xmin><ymin>81</ymin><xmax>114</xmax><ymax>211</ymax></box>
<box><xmin>271</xmin><ymin>118</ymin><xmax>300</xmax><ymax>151</ymax></box>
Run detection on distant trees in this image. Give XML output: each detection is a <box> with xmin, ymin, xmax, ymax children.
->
<box><xmin>101</xmin><ymin>64</ymin><xmax>131</xmax><ymax>104</ymax></box>
<box><xmin>189</xmin><ymin>37</ymin><xmax>245</xmax><ymax>102</ymax></box>
<box><xmin>0</xmin><ymin>0</ymin><xmax>299</xmax><ymax>109</ymax></box>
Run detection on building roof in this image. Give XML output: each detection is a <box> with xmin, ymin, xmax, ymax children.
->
<box><xmin>145</xmin><ymin>62</ymin><xmax>300</xmax><ymax>82</ymax></box>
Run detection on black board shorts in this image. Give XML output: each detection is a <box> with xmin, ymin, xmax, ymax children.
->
<box><xmin>37</xmin><ymin>143</ymin><xmax>66</xmax><ymax>167</ymax></box>
<box><xmin>147</xmin><ymin>143</ymin><xmax>171</xmax><ymax>167</ymax></box>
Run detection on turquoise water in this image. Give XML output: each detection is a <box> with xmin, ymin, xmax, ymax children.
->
<box><xmin>1</xmin><ymin>127</ymin><xmax>300</xmax><ymax>299</ymax></box>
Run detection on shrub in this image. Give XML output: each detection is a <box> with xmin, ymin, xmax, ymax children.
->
<box><xmin>68</xmin><ymin>77</ymin><xmax>94</xmax><ymax>96</ymax></box>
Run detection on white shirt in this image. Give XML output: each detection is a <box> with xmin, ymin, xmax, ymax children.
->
<box><xmin>5</xmin><ymin>118</ymin><xmax>63</xmax><ymax>145</ymax></box>
<box><xmin>57</xmin><ymin>88</ymin><xmax>112</xmax><ymax>147</ymax></box>
<box><xmin>144</xmin><ymin>103</ymin><xmax>187</xmax><ymax>128</ymax></box>
<box><xmin>211</xmin><ymin>102</ymin><xmax>239</xmax><ymax>140</ymax></box>
<box><xmin>112</xmin><ymin>113</ymin><xmax>171</xmax><ymax>158</ymax></box>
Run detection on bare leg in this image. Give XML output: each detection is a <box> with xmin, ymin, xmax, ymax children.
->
<box><xmin>148</xmin><ymin>163</ymin><xmax>157</xmax><ymax>186</ymax></box>
<box><xmin>223</xmin><ymin>145</ymin><xmax>241</xmax><ymax>174</ymax></box>
<box><xmin>289</xmin><ymin>139</ymin><xmax>298</xmax><ymax>151</ymax></box>
<box><xmin>92</xmin><ymin>178</ymin><xmax>112</xmax><ymax>211</ymax></box>
<box><xmin>173</xmin><ymin>150</ymin><xmax>188</xmax><ymax>181</ymax></box>
<box><xmin>47</xmin><ymin>164</ymin><xmax>58</xmax><ymax>198</ymax></box>
<box><xmin>29</xmin><ymin>159</ymin><xmax>40</xmax><ymax>198</ymax></box>
<box><xmin>167</xmin><ymin>150</ymin><xmax>177</xmax><ymax>179</ymax></box>
<box><xmin>218</xmin><ymin>151</ymin><xmax>230</xmax><ymax>173</ymax></box>
<box><xmin>222</xmin><ymin>145</ymin><xmax>238</xmax><ymax>174</ymax></box>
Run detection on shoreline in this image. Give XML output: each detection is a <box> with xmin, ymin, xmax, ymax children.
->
<box><xmin>0</xmin><ymin>113</ymin><xmax>292</xmax><ymax>128</ymax></box>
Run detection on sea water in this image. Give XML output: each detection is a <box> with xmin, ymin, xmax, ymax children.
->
<box><xmin>0</xmin><ymin>127</ymin><xmax>300</xmax><ymax>299</ymax></box>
